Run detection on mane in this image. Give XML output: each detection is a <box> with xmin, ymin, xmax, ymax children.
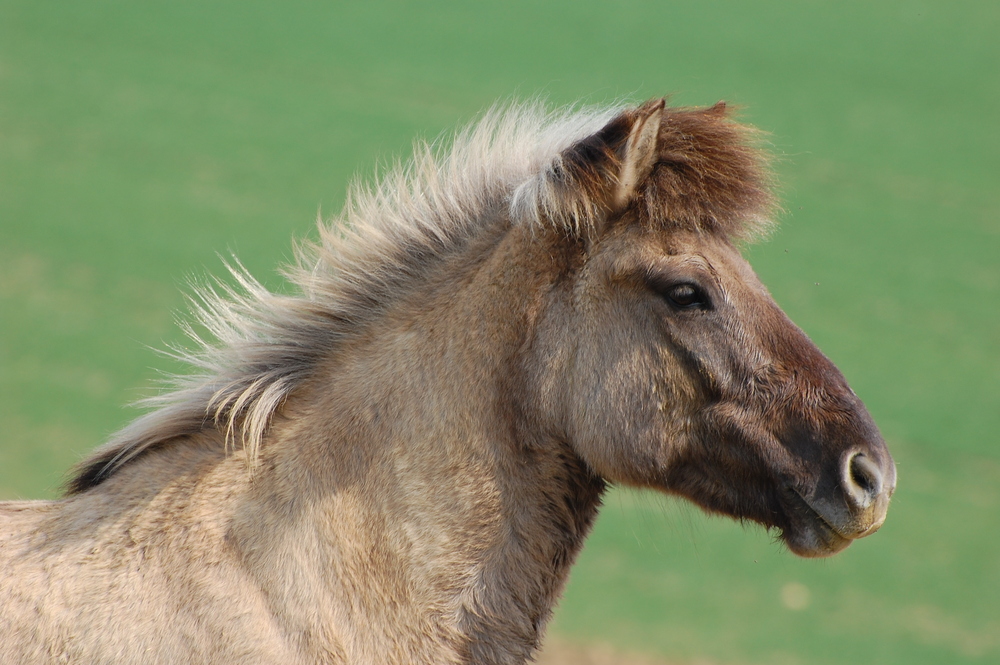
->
<box><xmin>67</xmin><ymin>99</ymin><xmax>773</xmax><ymax>494</ymax></box>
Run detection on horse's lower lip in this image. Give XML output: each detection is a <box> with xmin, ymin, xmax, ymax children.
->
<box><xmin>780</xmin><ymin>486</ymin><xmax>853</xmax><ymax>558</ymax></box>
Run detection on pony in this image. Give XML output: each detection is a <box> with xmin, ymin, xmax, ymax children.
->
<box><xmin>0</xmin><ymin>98</ymin><xmax>895</xmax><ymax>664</ymax></box>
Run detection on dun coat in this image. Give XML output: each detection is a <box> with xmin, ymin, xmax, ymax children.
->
<box><xmin>0</xmin><ymin>99</ymin><xmax>895</xmax><ymax>664</ymax></box>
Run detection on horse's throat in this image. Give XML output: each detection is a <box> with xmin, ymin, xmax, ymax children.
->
<box><xmin>451</xmin><ymin>447</ymin><xmax>606</xmax><ymax>662</ymax></box>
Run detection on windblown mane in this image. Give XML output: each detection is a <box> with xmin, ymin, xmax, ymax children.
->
<box><xmin>68</xmin><ymin>99</ymin><xmax>773</xmax><ymax>494</ymax></box>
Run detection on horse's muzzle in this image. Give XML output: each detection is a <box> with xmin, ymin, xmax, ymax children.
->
<box><xmin>780</xmin><ymin>449</ymin><xmax>896</xmax><ymax>558</ymax></box>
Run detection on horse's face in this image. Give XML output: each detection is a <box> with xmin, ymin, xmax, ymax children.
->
<box><xmin>548</xmin><ymin>224</ymin><xmax>895</xmax><ymax>557</ymax></box>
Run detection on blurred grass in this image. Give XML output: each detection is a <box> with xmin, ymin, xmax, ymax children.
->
<box><xmin>1</xmin><ymin>1</ymin><xmax>997</xmax><ymax>663</ymax></box>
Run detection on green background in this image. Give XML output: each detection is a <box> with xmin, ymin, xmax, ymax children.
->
<box><xmin>1</xmin><ymin>2</ymin><xmax>997</xmax><ymax>663</ymax></box>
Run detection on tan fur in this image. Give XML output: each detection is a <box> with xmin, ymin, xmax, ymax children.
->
<box><xmin>0</xmin><ymin>99</ymin><xmax>894</xmax><ymax>664</ymax></box>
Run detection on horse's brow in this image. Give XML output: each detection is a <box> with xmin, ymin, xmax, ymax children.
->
<box><xmin>669</xmin><ymin>254</ymin><xmax>716</xmax><ymax>278</ymax></box>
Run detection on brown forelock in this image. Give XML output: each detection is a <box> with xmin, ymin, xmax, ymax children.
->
<box><xmin>636</xmin><ymin>102</ymin><xmax>775</xmax><ymax>240</ymax></box>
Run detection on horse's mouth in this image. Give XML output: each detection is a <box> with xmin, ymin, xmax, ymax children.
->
<box><xmin>778</xmin><ymin>486</ymin><xmax>853</xmax><ymax>558</ymax></box>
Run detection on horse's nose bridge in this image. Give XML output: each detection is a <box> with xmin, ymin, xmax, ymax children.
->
<box><xmin>759</xmin><ymin>298</ymin><xmax>850</xmax><ymax>382</ymax></box>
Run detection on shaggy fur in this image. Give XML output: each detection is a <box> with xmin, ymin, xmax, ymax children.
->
<box><xmin>1</xmin><ymin>98</ymin><xmax>894</xmax><ymax>665</ymax></box>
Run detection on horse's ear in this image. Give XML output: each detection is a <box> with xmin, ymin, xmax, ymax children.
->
<box><xmin>512</xmin><ymin>99</ymin><xmax>665</xmax><ymax>237</ymax></box>
<box><xmin>612</xmin><ymin>99</ymin><xmax>664</xmax><ymax>210</ymax></box>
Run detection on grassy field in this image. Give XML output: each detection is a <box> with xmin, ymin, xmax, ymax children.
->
<box><xmin>2</xmin><ymin>1</ymin><xmax>997</xmax><ymax>663</ymax></box>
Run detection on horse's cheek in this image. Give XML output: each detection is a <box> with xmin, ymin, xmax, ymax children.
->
<box><xmin>565</xmin><ymin>334</ymin><xmax>670</xmax><ymax>486</ymax></box>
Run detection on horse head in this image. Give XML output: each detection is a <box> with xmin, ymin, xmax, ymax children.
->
<box><xmin>524</xmin><ymin>100</ymin><xmax>895</xmax><ymax>557</ymax></box>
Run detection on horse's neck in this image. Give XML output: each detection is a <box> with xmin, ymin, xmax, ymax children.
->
<box><xmin>229</xmin><ymin>227</ymin><xmax>605</xmax><ymax>663</ymax></box>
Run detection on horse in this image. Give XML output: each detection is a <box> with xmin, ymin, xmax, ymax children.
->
<box><xmin>0</xmin><ymin>98</ymin><xmax>895</xmax><ymax>664</ymax></box>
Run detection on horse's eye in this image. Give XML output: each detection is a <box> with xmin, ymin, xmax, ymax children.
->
<box><xmin>663</xmin><ymin>283</ymin><xmax>708</xmax><ymax>309</ymax></box>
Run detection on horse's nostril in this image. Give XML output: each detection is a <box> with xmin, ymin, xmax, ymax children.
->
<box><xmin>844</xmin><ymin>452</ymin><xmax>883</xmax><ymax>508</ymax></box>
<box><xmin>851</xmin><ymin>456</ymin><xmax>877</xmax><ymax>494</ymax></box>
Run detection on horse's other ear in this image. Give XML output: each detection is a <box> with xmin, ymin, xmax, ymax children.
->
<box><xmin>613</xmin><ymin>98</ymin><xmax>664</xmax><ymax>210</ymax></box>
<box><xmin>512</xmin><ymin>98</ymin><xmax>665</xmax><ymax>237</ymax></box>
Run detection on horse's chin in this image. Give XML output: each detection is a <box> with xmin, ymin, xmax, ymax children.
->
<box><xmin>778</xmin><ymin>487</ymin><xmax>854</xmax><ymax>558</ymax></box>
<box><xmin>781</xmin><ymin>522</ymin><xmax>853</xmax><ymax>558</ymax></box>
